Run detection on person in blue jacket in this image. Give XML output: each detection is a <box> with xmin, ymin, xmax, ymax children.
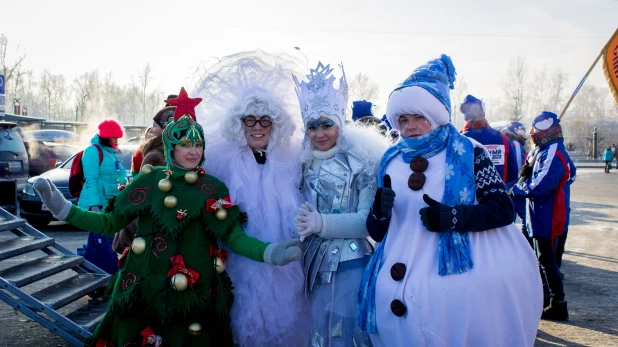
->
<box><xmin>512</xmin><ymin>111</ymin><xmax>576</xmax><ymax>321</ymax></box>
<box><xmin>79</xmin><ymin>119</ymin><xmax>128</xmax><ymax>274</ymax></box>
<box><xmin>461</xmin><ymin>95</ymin><xmax>518</xmax><ymax>185</ymax></box>
<box><xmin>502</xmin><ymin>121</ymin><xmax>529</xmax><ymax>241</ymax></box>
<box><xmin>602</xmin><ymin>146</ymin><xmax>613</xmax><ymax>173</ymax></box>
<box><xmin>502</xmin><ymin>121</ymin><xmax>527</xmax><ymax>170</ymax></box>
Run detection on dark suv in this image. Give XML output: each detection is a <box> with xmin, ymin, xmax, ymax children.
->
<box><xmin>0</xmin><ymin>121</ymin><xmax>29</xmax><ymax>211</ymax></box>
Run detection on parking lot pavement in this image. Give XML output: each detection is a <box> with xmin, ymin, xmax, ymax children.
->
<box><xmin>1</xmin><ymin>169</ymin><xmax>617</xmax><ymax>346</ymax></box>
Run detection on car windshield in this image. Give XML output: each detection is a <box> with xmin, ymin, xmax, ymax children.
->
<box><xmin>0</xmin><ymin>127</ymin><xmax>27</xmax><ymax>155</ymax></box>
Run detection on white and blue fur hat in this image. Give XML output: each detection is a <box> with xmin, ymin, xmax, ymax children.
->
<box><xmin>386</xmin><ymin>54</ymin><xmax>456</xmax><ymax>130</ymax></box>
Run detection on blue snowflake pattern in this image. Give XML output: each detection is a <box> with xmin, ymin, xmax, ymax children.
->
<box><xmin>445</xmin><ymin>164</ymin><xmax>454</xmax><ymax>180</ymax></box>
<box><xmin>453</xmin><ymin>140</ymin><xmax>465</xmax><ymax>156</ymax></box>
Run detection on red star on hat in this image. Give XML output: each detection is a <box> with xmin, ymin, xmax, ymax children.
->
<box><xmin>165</xmin><ymin>87</ymin><xmax>202</xmax><ymax>121</ymax></box>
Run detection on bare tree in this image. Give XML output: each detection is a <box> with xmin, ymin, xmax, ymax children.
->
<box><xmin>451</xmin><ymin>77</ymin><xmax>468</xmax><ymax>130</ymax></box>
<box><xmin>547</xmin><ymin>69</ymin><xmax>569</xmax><ymax>112</ymax></box>
<box><xmin>0</xmin><ymin>34</ymin><xmax>27</xmax><ymax>112</ymax></box>
<box><xmin>500</xmin><ymin>55</ymin><xmax>529</xmax><ymax>122</ymax></box>
<box><xmin>348</xmin><ymin>72</ymin><xmax>380</xmax><ymax>102</ymax></box>
<box><xmin>132</xmin><ymin>63</ymin><xmax>163</xmax><ymax>125</ymax></box>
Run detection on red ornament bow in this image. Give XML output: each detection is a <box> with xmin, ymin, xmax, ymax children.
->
<box><xmin>206</xmin><ymin>196</ymin><xmax>233</xmax><ymax>213</ymax></box>
<box><xmin>141</xmin><ymin>326</ymin><xmax>162</xmax><ymax>347</ymax></box>
<box><xmin>167</xmin><ymin>254</ymin><xmax>200</xmax><ymax>288</ymax></box>
<box><xmin>210</xmin><ymin>245</ymin><xmax>229</xmax><ymax>263</ymax></box>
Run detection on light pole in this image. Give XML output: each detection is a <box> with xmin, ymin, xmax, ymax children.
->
<box><xmin>294</xmin><ymin>47</ymin><xmax>309</xmax><ymax>68</ymax></box>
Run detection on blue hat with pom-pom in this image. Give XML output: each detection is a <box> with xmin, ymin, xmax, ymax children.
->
<box><xmin>393</xmin><ymin>54</ymin><xmax>457</xmax><ymax>114</ymax></box>
<box><xmin>352</xmin><ymin>100</ymin><xmax>373</xmax><ymax>121</ymax></box>
<box><xmin>386</xmin><ymin>54</ymin><xmax>457</xmax><ymax>129</ymax></box>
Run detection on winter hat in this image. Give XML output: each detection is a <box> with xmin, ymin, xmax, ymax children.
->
<box><xmin>502</xmin><ymin>121</ymin><xmax>526</xmax><ymax>137</ymax></box>
<box><xmin>98</xmin><ymin>119</ymin><xmax>124</xmax><ymax>139</ymax></box>
<box><xmin>164</xmin><ymin>94</ymin><xmax>178</xmax><ymax>107</ymax></box>
<box><xmin>530</xmin><ymin>111</ymin><xmax>563</xmax><ymax>146</ymax></box>
<box><xmin>352</xmin><ymin>100</ymin><xmax>373</xmax><ymax>121</ymax></box>
<box><xmin>153</xmin><ymin>106</ymin><xmax>176</xmax><ymax>129</ymax></box>
<box><xmin>460</xmin><ymin>95</ymin><xmax>485</xmax><ymax>121</ymax></box>
<box><xmin>386</xmin><ymin>54</ymin><xmax>456</xmax><ymax>130</ymax></box>
<box><xmin>532</xmin><ymin>111</ymin><xmax>560</xmax><ymax>130</ymax></box>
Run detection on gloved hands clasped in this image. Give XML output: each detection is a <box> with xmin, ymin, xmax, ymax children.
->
<box><xmin>263</xmin><ymin>239</ymin><xmax>302</xmax><ymax>266</ymax></box>
<box><xmin>33</xmin><ymin>178</ymin><xmax>73</xmax><ymax>221</ymax></box>
<box><xmin>419</xmin><ymin>194</ymin><xmax>455</xmax><ymax>232</ymax></box>
<box><xmin>374</xmin><ymin>174</ymin><xmax>396</xmax><ymax>215</ymax></box>
<box><xmin>295</xmin><ymin>202</ymin><xmax>323</xmax><ymax>242</ymax></box>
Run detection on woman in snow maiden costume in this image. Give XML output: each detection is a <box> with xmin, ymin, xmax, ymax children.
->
<box><xmin>357</xmin><ymin>55</ymin><xmax>542</xmax><ymax>346</ymax></box>
<box><xmin>293</xmin><ymin>62</ymin><xmax>388</xmax><ymax>346</ymax></box>
<box><xmin>194</xmin><ymin>51</ymin><xmax>310</xmax><ymax>346</ymax></box>
<box><xmin>33</xmin><ymin>87</ymin><xmax>302</xmax><ymax>347</ymax></box>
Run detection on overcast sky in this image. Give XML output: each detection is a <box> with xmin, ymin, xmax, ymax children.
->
<box><xmin>1</xmin><ymin>0</ymin><xmax>617</xmax><ymax>114</ymax></box>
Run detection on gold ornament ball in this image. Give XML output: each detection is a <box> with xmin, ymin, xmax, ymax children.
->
<box><xmin>158</xmin><ymin>178</ymin><xmax>172</xmax><ymax>192</ymax></box>
<box><xmin>188</xmin><ymin>322</ymin><xmax>202</xmax><ymax>336</ymax></box>
<box><xmin>164</xmin><ymin>195</ymin><xmax>178</xmax><ymax>209</ymax></box>
<box><xmin>141</xmin><ymin>164</ymin><xmax>154</xmax><ymax>175</ymax></box>
<box><xmin>184</xmin><ymin>171</ymin><xmax>198</xmax><ymax>184</ymax></box>
<box><xmin>215</xmin><ymin>209</ymin><xmax>228</xmax><ymax>220</ymax></box>
<box><xmin>214</xmin><ymin>257</ymin><xmax>226</xmax><ymax>273</ymax></box>
<box><xmin>131</xmin><ymin>237</ymin><xmax>146</xmax><ymax>255</ymax></box>
<box><xmin>171</xmin><ymin>273</ymin><xmax>188</xmax><ymax>291</ymax></box>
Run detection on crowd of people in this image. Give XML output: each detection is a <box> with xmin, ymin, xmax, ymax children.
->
<box><xmin>33</xmin><ymin>51</ymin><xmax>578</xmax><ymax>347</ymax></box>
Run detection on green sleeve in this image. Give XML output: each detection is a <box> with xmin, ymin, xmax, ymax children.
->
<box><xmin>224</xmin><ymin>225</ymin><xmax>270</xmax><ymax>262</ymax></box>
<box><xmin>66</xmin><ymin>205</ymin><xmax>131</xmax><ymax>236</ymax></box>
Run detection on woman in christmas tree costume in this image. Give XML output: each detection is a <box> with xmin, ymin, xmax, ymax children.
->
<box><xmin>33</xmin><ymin>88</ymin><xmax>302</xmax><ymax>347</ymax></box>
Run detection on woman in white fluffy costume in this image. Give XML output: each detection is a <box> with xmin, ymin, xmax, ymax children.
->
<box><xmin>357</xmin><ymin>55</ymin><xmax>542</xmax><ymax>346</ymax></box>
<box><xmin>193</xmin><ymin>51</ymin><xmax>309</xmax><ymax>346</ymax></box>
<box><xmin>294</xmin><ymin>62</ymin><xmax>389</xmax><ymax>347</ymax></box>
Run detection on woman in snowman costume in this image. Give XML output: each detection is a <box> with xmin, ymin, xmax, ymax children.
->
<box><xmin>358</xmin><ymin>55</ymin><xmax>542</xmax><ymax>346</ymax></box>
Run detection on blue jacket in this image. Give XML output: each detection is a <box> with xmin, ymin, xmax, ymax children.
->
<box><xmin>463</xmin><ymin>127</ymin><xmax>518</xmax><ymax>185</ymax></box>
<box><xmin>78</xmin><ymin>135</ymin><xmax>127</xmax><ymax>210</ymax></box>
<box><xmin>512</xmin><ymin>138</ymin><xmax>576</xmax><ymax>239</ymax></box>
<box><xmin>602</xmin><ymin>148</ymin><xmax>613</xmax><ymax>162</ymax></box>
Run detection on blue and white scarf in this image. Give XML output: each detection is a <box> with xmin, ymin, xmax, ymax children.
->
<box><xmin>358</xmin><ymin>123</ymin><xmax>476</xmax><ymax>333</ymax></box>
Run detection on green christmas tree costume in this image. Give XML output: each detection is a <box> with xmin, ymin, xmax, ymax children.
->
<box><xmin>63</xmin><ymin>90</ymin><xmax>272</xmax><ymax>347</ymax></box>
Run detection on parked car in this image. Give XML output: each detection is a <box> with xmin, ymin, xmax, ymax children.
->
<box><xmin>21</xmin><ymin>130</ymin><xmax>81</xmax><ymax>143</ymax></box>
<box><xmin>22</xmin><ymin>130</ymin><xmax>81</xmax><ymax>176</ymax></box>
<box><xmin>0</xmin><ymin>121</ymin><xmax>29</xmax><ymax>211</ymax></box>
<box><xmin>19</xmin><ymin>145</ymin><xmax>137</xmax><ymax>228</ymax></box>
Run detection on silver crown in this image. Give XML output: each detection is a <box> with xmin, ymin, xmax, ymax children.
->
<box><xmin>293</xmin><ymin>62</ymin><xmax>348</xmax><ymax>126</ymax></box>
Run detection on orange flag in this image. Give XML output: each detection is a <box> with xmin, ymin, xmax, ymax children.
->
<box><xmin>602</xmin><ymin>28</ymin><xmax>618</xmax><ymax>106</ymax></box>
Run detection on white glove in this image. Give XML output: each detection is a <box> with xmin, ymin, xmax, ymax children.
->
<box><xmin>33</xmin><ymin>178</ymin><xmax>72</xmax><ymax>221</ymax></box>
<box><xmin>263</xmin><ymin>239</ymin><xmax>302</xmax><ymax>266</ymax></box>
<box><xmin>90</xmin><ymin>206</ymin><xmax>102</xmax><ymax>212</ymax></box>
<box><xmin>295</xmin><ymin>202</ymin><xmax>323</xmax><ymax>242</ymax></box>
